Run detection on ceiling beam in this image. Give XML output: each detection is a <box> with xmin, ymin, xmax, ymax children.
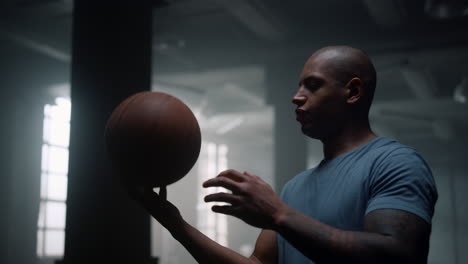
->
<box><xmin>362</xmin><ymin>0</ymin><xmax>409</xmax><ymax>27</ymax></box>
<box><xmin>217</xmin><ymin>0</ymin><xmax>286</xmax><ymax>41</ymax></box>
<box><xmin>0</xmin><ymin>26</ymin><xmax>70</xmax><ymax>62</ymax></box>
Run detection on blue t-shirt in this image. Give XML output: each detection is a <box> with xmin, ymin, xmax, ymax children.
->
<box><xmin>277</xmin><ymin>137</ymin><xmax>438</xmax><ymax>264</ymax></box>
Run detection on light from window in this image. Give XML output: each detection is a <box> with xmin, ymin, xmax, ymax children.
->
<box><xmin>37</xmin><ymin>97</ymin><xmax>71</xmax><ymax>258</ymax></box>
<box><xmin>197</xmin><ymin>142</ymin><xmax>229</xmax><ymax>247</ymax></box>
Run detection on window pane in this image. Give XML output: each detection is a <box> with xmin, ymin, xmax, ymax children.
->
<box><xmin>55</xmin><ymin>97</ymin><xmax>71</xmax><ymax>122</ymax></box>
<box><xmin>41</xmin><ymin>145</ymin><xmax>49</xmax><ymax>171</ymax></box>
<box><xmin>44</xmin><ymin>104</ymin><xmax>52</xmax><ymax>118</ymax></box>
<box><xmin>217</xmin><ymin>214</ymin><xmax>227</xmax><ymax>235</ymax></box>
<box><xmin>45</xmin><ymin>230</ymin><xmax>64</xmax><ymax>256</ymax></box>
<box><xmin>49</xmin><ymin>120</ymin><xmax>70</xmax><ymax>147</ymax></box>
<box><xmin>37</xmin><ymin>202</ymin><xmax>45</xmax><ymax>228</ymax></box>
<box><xmin>40</xmin><ymin>173</ymin><xmax>48</xmax><ymax>199</ymax></box>
<box><xmin>43</xmin><ymin>117</ymin><xmax>50</xmax><ymax>143</ymax></box>
<box><xmin>207</xmin><ymin>210</ymin><xmax>215</xmax><ymax>228</ymax></box>
<box><xmin>207</xmin><ymin>143</ymin><xmax>217</xmax><ymax>176</ymax></box>
<box><xmin>49</xmin><ymin>104</ymin><xmax>70</xmax><ymax>123</ymax></box>
<box><xmin>37</xmin><ymin>230</ymin><xmax>44</xmax><ymax>257</ymax></box>
<box><xmin>218</xmin><ymin>144</ymin><xmax>228</xmax><ymax>171</ymax></box>
<box><xmin>48</xmin><ymin>146</ymin><xmax>69</xmax><ymax>174</ymax></box>
<box><xmin>48</xmin><ymin>174</ymin><xmax>68</xmax><ymax>201</ymax></box>
<box><xmin>45</xmin><ymin>201</ymin><xmax>66</xmax><ymax>229</ymax></box>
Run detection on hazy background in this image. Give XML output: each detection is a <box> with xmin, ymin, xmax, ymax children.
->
<box><xmin>0</xmin><ymin>0</ymin><xmax>467</xmax><ymax>263</ymax></box>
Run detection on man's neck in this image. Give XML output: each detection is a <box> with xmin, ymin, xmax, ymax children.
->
<box><xmin>321</xmin><ymin>120</ymin><xmax>377</xmax><ymax>160</ymax></box>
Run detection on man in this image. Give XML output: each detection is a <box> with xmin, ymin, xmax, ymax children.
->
<box><xmin>137</xmin><ymin>46</ymin><xmax>438</xmax><ymax>264</ymax></box>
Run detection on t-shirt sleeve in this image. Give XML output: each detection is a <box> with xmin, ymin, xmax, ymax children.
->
<box><xmin>279</xmin><ymin>178</ymin><xmax>293</xmax><ymax>203</ymax></box>
<box><xmin>365</xmin><ymin>149</ymin><xmax>438</xmax><ymax>224</ymax></box>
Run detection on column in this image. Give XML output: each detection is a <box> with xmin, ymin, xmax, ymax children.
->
<box><xmin>63</xmin><ymin>1</ymin><xmax>154</xmax><ymax>263</ymax></box>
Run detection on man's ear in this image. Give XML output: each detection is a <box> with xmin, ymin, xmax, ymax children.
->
<box><xmin>345</xmin><ymin>77</ymin><xmax>363</xmax><ymax>104</ymax></box>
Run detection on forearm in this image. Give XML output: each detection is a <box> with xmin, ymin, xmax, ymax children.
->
<box><xmin>167</xmin><ymin>220</ymin><xmax>257</xmax><ymax>264</ymax></box>
<box><xmin>273</xmin><ymin>207</ymin><xmax>416</xmax><ymax>264</ymax></box>
<box><xmin>138</xmin><ymin>187</ymin><xmax>258</xmax><ymax>264</ymax></box>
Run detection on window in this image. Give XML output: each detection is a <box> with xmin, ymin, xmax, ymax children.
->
<box><xmin>37</xmin><ymin>97</ymin><xmax>71</xmax><ymax>257</ymax></box>
<box><xmin>197</xmin><ymin>142</ymin><xmax>229</xmax><ymax>246</ymax></box>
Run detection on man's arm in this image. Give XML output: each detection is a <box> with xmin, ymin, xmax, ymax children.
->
<box><xmin>203</xmin><ymin>169</ymin><xmax>431</xmax><ymax>264</ymax></box>
<box><xmin>273</xmin><ymin>206</ymin><xmax>430</xmax><ymax>264</ymax></box>
<box><xmin>364</xmin><ymin>209</ymin><xmax>430</xmax><ymax>263</ymax></box>
<box><xmin>138</xmin><ymin>187</ymin><xmax>277</xmax><ymax>264</ymax></box>
<box><xmin>250</xmin><ymin>230</ymin><xmax>277</xmax><ymax>264</ymax></box>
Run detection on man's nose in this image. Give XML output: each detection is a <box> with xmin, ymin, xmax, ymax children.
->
<box><xmin>291</xmin><ymin>94</ymin><xmax>306</xmax><ymax>106</ymax></box>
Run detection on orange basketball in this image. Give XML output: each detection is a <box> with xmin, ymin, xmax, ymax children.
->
<box><xmin>105</xmin><ymin>91</ymin><xmax>201</xmax><ymax>188</ymax></box>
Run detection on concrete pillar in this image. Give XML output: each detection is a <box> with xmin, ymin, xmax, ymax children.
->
<box><xmin>62</xmin><ymin>1</ymin><xmax>155</xmax><ymax>263</ymax></box>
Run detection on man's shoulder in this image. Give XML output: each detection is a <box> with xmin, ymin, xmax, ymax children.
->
<box><xmin>363</xmin><ymin>137</ymin><xmax>422</xmax><ymax>165</ymax></box>
<box><xmin>279</xmin><ymin>137</ymin><xmax>429</xmax><ymax>199</ymax></box>
<box><xmin>364</xmin><ymin>139</ymin><xmax>438</xmax><ymax>224</ymax></box>
<box><xmin>353</xmin><ymin>137</ymin><xmax>432</xmax><ymax>186</ymax></box>
<box><xmin>365</xmin><ymin>137</ymin><xmax>434</xmax><ymax>192</ymax></box>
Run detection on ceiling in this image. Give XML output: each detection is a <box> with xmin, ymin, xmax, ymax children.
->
<box><xmin>1</xmin><ymin>0</ymin><xmax>468</xmax><ymax>160</ymax></box>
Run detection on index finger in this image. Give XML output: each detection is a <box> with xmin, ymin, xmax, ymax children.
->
<box><xmin>217</xmin><ymin>169</ymin><xmax>248</xmax><ymax>182</ymax></box>
<box><xmin>203</xmin><ymin>176</ymin><xmax>242</xmax><ymax>193</ymax></box>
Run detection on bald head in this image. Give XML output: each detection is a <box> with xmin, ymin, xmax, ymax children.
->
<box><xmin>306</xmin><ymin>46</ymin><xmax>377</xmax><ymax>114</ymax></box>
<box><xmin>310</xmin><ymin>46</ymin><xmax>376</xmax><ymax>88</ymax></box>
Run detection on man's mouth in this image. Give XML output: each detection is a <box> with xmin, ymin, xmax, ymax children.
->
<box><xmin>295</xmin><ymin>109</ymin><xmax>307</xmax><ymax>122</ymax></box>
<box><xmin>296</xmin><ymin>115</ymin><xmax>304</xmax><ymax>122</ymax></box>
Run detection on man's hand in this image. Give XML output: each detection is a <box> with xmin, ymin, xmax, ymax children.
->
<box><xmin>203</xmin><ymin>169</ymin><xmax>286</xmax><ymax>230</ymax></box>
<box><xmin>131</xmin><ymin>186</ymin><xmax>184</xmax><ymax>229</ymax></box>
<box><xmin>129</xmin><ymin>179</ymin><xmax>277</xmax><ymax>264</ymax></box>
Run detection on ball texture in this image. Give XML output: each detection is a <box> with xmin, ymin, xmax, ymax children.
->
<box><xmin>105</xmin><ymin>91</ymin><xmax>201</xmax><ymax>188</ymax></box>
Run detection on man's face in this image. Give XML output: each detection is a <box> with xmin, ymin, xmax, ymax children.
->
<box><xmin>292</xmin><ymin>55</ymin><xmax>348</xmax><ymax>140</ymax></box>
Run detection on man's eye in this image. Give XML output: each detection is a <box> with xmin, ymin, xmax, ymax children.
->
<box><xmin>301</xmin><ymin>77</ymin><xmax>323</xmax><ymax>91</ymax></box>
<box><xmin>305</xmin><ymin>82</ymin><xmax>319</xmax><ymax>91</ymax></box>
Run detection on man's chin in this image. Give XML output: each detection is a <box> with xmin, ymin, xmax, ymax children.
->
<box><xmin>301</xmin><ymin>126</ymin><xmax>321</xmax><ymax>140</ymax></box>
